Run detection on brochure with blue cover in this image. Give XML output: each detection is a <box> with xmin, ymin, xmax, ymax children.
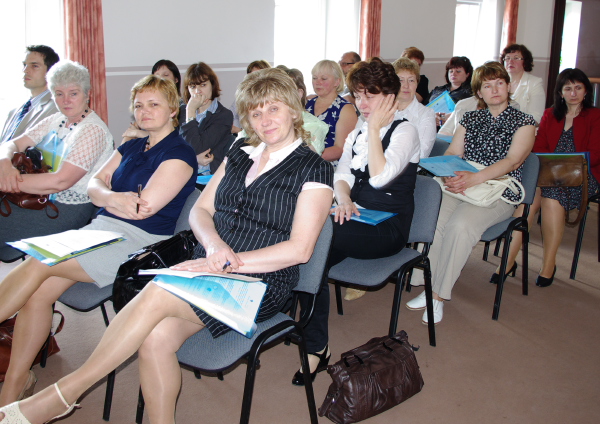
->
<box><xmin>196</xmin><ymin>174</ymin><xmax>213</xmax><ymax>185</ymax></box>
<box><xmin>141</xmin><ymin>269</ymin><xmax>266</xmax><ymax>338</ymax></box>
<box><xmin>419</xmin><ymin>155</ymin><xmax>480</xmax><ymax>177</ymax></box>
<box><xmin>7</xmin><ymin>230</ymin><xmax>125</xmax><ymax>266</ymax></box>
<box><xmin>427</xmin><ymin>91</ymin><xmax>456</xmax><ymax>114</ymax></box>
<box><xmin>331</xmin><ymin>207</ymin><xmax>397</xmax><ymax>226</ymax></box>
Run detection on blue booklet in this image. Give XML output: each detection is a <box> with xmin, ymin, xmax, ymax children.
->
<box><xmin>196</xmin><ymin>174</ymin><xmax>213</xmax><ymax>185</ymax></box>
<box><xmin>331</xmin><ymin>207</ymin><xmax>397</xmax><ymax>226</ymax></box>
<box><xmin>427</xmin><ymin>91</ymin><xmax>456</xmax><ymax>114</ymax></box>
<box><xmin>419</xmin><ymin>155</ymin><xmax>479</xmax><ymax>177</ymax></box>
<box><xmin>142</xmin><ymin>270</ymin><xmax>267</xmax><ymax>338</ymax></box>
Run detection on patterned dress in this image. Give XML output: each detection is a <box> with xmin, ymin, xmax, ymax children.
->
<box><xmin>540</xmin><ymin>127</ymin><xmax>599</xmax><ymax>211</ymax></box>
<box><xmin>460</xmin><ymin>106</ymin><xmax>536</xmax><ymax>202</ymax></box>
<box><xmin>305</xmin><ymin>95</ymin><xmax>350</xmax><ymax>148</ymax></box>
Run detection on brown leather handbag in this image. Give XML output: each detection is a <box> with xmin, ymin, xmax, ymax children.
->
<box><xmin>537</xmin><ymin>155</ymin><xmax>588</xmax><ymax>227</ymax></box>
<box><xmin>0</xmin><ymin>312</ymin><xmax>64</xmax><ymax>382</ymax></box>
<box><xmin>0</xmin><ymin>148</ymin><xmax>59</xmax><ymax>219</ymax></box>
<box><xmin>318</xmin><ymin>330</ymin><xmax>424</xmax><ymax>424</ymax></box>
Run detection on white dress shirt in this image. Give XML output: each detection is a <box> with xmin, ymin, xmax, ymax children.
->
<box><xmin>396</xmin><ymin>97</ymin><xmax>436</xmax><ymax>158</ymax></box>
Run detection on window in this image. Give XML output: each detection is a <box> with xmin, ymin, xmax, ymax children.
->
<box><xmin>274</xmin><ymin>0</ymin><xmax>360</xmax><ymax>95</ymax></box>
<box><xmin>453</xmin><ymin>0</ymin><xmax>500</xmax><ymax>68</ymax></box>
<box><xmin>560</xmin><ymin>1</ymin><xmax>582</xmax><ymax>71</ymax></box>
<box><xmin>0</xmin><ymin>0</ymin><xmax>64</xmax><ymax>122</ymax></box>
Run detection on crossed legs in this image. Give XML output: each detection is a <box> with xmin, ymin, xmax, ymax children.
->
<box><xmin>4</xmin><ymin>283</ymin><xmax>204</xmax><ymax>424</ymax></box>
<box><xmin>0</xmin><ymin>258</ymin><xmax>92</xmax><ymax>406</ymax></box>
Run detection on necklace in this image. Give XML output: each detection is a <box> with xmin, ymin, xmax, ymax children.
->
<box><xmin>59</xmin><ymin>109</ymin><xmax>90</xmax><ymax>130</ymax></box>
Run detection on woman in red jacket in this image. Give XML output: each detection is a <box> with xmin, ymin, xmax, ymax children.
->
<box><xmin>490</xmin><ymin>68</ymin><xmax>600</xmax><ymax>287</ymax></box>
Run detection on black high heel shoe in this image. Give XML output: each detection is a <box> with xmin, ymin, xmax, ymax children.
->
<box><xmin>536</xmin><ymin>266</ymin><xmax>557</xmax><ymax>287</ymax></box>
<box><xmin>291</xmin><ymin>345</ymin><xmax>330</xmax><ymax>386</ymax></box>
<box><xmin>489</xmin><ymin>262</ymin><xmax>518</xmax><ymax>284</ymax></box>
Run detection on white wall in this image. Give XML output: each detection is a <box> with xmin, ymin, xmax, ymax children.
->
<box><xmin>516</xmin><ymin>0</ymin><xmax>554</xmax><ymax>82</ymax></box>
<box><xmin>102</xmin><ymin>0</ymin><xmax>275</xmax><ymax>136</ymax></box>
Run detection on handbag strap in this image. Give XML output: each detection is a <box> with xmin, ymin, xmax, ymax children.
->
<box><xmin>0</xmin><ymin>195</ymin><xmax>11</xmax><ymax>217</ymax></box>
<box><xmin>51</xmin><ymin>311</ymin><xmax>65</xmax><ymax>336</ymax></box>
<box><xmin>495</xmin><ymin>177</ymin><xmax>526</xmax><ymax>205</ymax></box>
<box><xmin>565</xmin><ymin>161</ymin><xmax>588</xmax><ymax>227</ymax></box>
<box><xmin>45</xmin><ymin>201</ymin><xmax>59</xmax><ymax>219</ymax></box>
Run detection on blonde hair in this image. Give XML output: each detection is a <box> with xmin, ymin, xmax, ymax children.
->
<box><xmin>311</xmin><ymin>60</ymin><xmax>345</xmax><ymax>94</ymax></box>
<box><xmin>236</xmin><ymin>68</ymin><xmax>309</xmax><ymax>147</ymax></box>
<box><xmin>392</xmin><ymin>57</ymin><xmax>421</xmax><ymax>83</ymax></box>
<box><xmin>130</xmin><ymin>75</ymin><xmax>180</xmax><ymax>127</ymax></box>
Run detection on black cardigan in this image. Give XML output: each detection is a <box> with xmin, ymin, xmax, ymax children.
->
<box><xmin>179</xmin><ymin>101</ymin><xmax>234</xmax><ymax>173</ymax></box>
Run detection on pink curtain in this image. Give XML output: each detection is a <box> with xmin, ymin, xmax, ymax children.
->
<box><xmin>359</xmin><ymin>0</ymin><xmax>382</xmax><ymax>59</ymax></box>
<box><xmin>501</xmin><ymin>0</ymin><xmax>520</xmax><ymax>48</ymax></box>
<box><xmin>64</xmin><ymin>0</ymin><xmax>108</xmax><ymax>124</ymax></box>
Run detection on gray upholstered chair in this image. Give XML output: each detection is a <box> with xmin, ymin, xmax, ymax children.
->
<box><xmin>479</xmin><ymin>153</ymin><xmax>540</xmax><ymax>320</ymax></box>
<box><xmin>429</xmin><ymin>137</ymin><xmax>451</xmax><ymax>157</ymax></box>
<box><xmin>328</xmin><ymin>175</ymin><xmax>442</xmax><ymax>347</ymax></box>
<box><xmin>134</xmin><ymin>218</ymin><xmax>333</xmax><ymax>424</ymax></box>
<box><xmin>54</xmin><ymin>188</ymin><xmax>201</xmax><ymax>421</ymax></box>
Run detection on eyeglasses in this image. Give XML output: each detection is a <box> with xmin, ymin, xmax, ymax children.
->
<box><xmin>503</xmin><ymin>57</ymin><xmax>524</xmax><ymax>62</ymax></box>
<box><xmin>339</xmin><ymin>62</ymin><xmax>356</xmax><ymax>66</ymax></box>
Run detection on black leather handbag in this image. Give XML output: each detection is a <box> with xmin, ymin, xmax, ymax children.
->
<box><xmin>318</xmin><ymin>330</ymin><xmax>424</xmax><ymax>424</ymax></box>
<box><xmin>112</xmin><ymin>230</ymin><xmax>199</xmax><ymax>313</ymax></box>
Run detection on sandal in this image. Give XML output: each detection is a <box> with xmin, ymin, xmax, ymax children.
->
<box><xmin>45</xmin><ymin>383</ymin><xmax>80</xmax><ymax>423</ymax></box>
<box><xmin>17</xmin><ymin>371</ymin><xmax>37</xmax><ymax>401</ymax></box>
<box><xmin>0</xmin><ymin>402</ymin><xmax>32</xmax><ymax>424</ymax></box>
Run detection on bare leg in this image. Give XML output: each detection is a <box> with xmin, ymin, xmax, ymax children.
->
<box><xmin>539</xmin><ymin>197</ymin><xmax>566</xmax><ymax>277</ymax></box>
<box><xmin>495</xmin><ymin>189</ymin><xmax>543</xmax><ymax>273</ymax></box>
<box><xmin>0</xmin><ymin>258</ymin><xmax>93</xmax><ymax>406</ymax></box>
<box><xmin>8</xmin><ymin>284</ymin><xmax>204</xmax><ymax>424</ymax></box>
<box><xmin>138</xmin><ymin>317</ymin><xmax>203</xmax><ymax>424</ymax></box>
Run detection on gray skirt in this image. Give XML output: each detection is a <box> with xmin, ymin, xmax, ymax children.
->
<box><xmin>76</xmin><ymin>215</ymin><xmax>170</xmax><ymax>288</ymax></box>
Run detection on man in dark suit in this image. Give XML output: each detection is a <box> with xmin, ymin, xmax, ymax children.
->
<box><xmin>0</xmin><ymin>45</ymin><xmax>60</xmax><ymax>143</ymax></box>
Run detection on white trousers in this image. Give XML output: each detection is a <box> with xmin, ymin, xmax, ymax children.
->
<box><xmin>413</xmin><ymin>194</ymin><xmax>515</xmax><ymax>300</ymax></box>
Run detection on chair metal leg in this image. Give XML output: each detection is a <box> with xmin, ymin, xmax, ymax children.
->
<box><xmin>389</xmin><ymin>269</ymin><xmax>406</xmax><ymax>337</ymax></box>
<box><xmin>483</xmin><ymin>241</ymin><xmax>490</xmax><ymax>261</ymax></box>
<box><xmin>135</xmin><ymin>386</ymin><xmax>144</xmax><ymax>424</ymax></box>
<box><xmin>493</xmin><ymin>239</ymin><xmax>502</xmax><ymax>257</ymax></box>
<box><xmin>297</xmin><ymin>332</ymin><xmax>319</xmax><ymax>424</ymax></box>
<box><xmin>570</xmin><ymin>203</ymin><xmax>589</xmax><ymax>280</ymax></box>
<box><xmin>194</xmin><ymin>369</ymin><xmax>202</xmax><ymax>379</ymax></box>
<box><xmin>334</xmin><ymin>283</ymin><xmax>343</xmax><ymax>315</ymax></box>
<box><xmin>422</xmin><ymin>259</ymin><xmax>436</xmax><ymax>347</ymax></box>
<box><xmin>492</xmin><ymin>234</ymin><xmax>511</xmax><ymax>320</ymax></box>
<box><xmin>217</xmin><ymin>372</ymin><xmax>224</xmax><ymax>381</ymax></box>
<box><xmin>102</xmin><ymin>370</ymin><xmax>116</xmax><ymax>421</ymax></box>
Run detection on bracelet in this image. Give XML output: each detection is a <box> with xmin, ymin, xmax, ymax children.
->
<box><xmin>187</xmin><ymin>116</ymin><xmax>195</xmax><ymax>123</ymax></box>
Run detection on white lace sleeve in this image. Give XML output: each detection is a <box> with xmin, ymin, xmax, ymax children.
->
<box><xmin>23</xmin><ymin>114</ymin><xmax>57</xmax><ymax>144</ymax></box>
<box><xmin>63</xmin><ymin>124</ymin><xmax>109</xmax><ymax>171</ymax></box>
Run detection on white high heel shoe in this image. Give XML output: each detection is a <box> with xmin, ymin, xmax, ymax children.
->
<box><xmin>0</xmin><ymin>402</ymin><xmax>32</xmax><ymax>424</ymax></box>
<box><xmin>45</xmin><ymin>383</ymin><xmax>80</xmax><ymax>422</ymax></box>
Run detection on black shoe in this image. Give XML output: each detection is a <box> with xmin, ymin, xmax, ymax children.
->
<box><xmin>536</xmin><ymin>266</ymin><xmax>557</xmax><ymax>287</ymax></box>
<box><xmin>490</xmin><ymin>262</ymin><xmax>518</xmax><ymax>284</ymax></box>
<box><xmin>291</xmin><ymin>346</ymin><xmax>330</xmax><ymax>386</ymax></box>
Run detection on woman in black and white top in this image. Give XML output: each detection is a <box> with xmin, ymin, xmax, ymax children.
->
<box><xmin>293</xmin><ymin>58</ymin><xmax>420</xmax><ymax>386</ymax></box>
<box><xmin>405</xmin><ymin>62</ymin><xmax>535</xmax><ymax>325</ymax></box>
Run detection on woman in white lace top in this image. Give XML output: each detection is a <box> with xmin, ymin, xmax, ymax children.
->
<box><xmin>0</xmin><ymin>60</ymin><xmax>114</xmax><ymax>254</ymax></box>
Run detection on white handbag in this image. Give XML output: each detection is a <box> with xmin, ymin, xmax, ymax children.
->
<box><xmin>434</xmin><ymin>161</ymin><xmax>525</xmax><ymax>208</ymax></box>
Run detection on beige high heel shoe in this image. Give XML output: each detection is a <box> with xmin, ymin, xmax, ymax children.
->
<box><xmin>344</xmin><ymin>288</ymin><xmax>366</xmax><ymax>301</ymax></box>
<box><xmin>16</xmin><ymin>371</ymin><xmax>37</xmax><ymax>401</ymax></box>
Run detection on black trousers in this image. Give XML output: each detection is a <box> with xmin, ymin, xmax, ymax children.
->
<box><xmin>299</xmin><ymin>215</ymin><xmax>409</xmax><ymax>352</ymax></box>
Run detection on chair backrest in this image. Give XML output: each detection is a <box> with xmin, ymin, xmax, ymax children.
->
<box><xmin>520</xmin><ymin>153</ymin><xmax>540</xmax><ymax>205</ymax></box>
<box><xmin>407</xmin><ymin>175</ymin><xmax>442</xmax><ymax>244</ymax></box>
<box><xmin>174</xmin><ymin>189</ymin><xmax>201</xmax><ymax>233</ymax></box>
<box><xmin>429</xmin><ymin>138</ymin><xmax>450</xmax><ymax>157</ymax></box>
<box><xmin>294</xmin><ymin>218</ymin><xmax>333</xmax><ymax>295</ymax></box>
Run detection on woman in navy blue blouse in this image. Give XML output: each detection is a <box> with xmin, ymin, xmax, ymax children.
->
<box><xmin>0</xmin><ymin>75</ymin><xmax>197</xmax><ymax>412</ymax></box>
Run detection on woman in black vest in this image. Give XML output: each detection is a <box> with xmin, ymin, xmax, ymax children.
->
<box><xmin>0</xmin><ymin>68</ymin><xmax>334</xmax><ymax>424</ymax></box>
<box><xmin>293</xmin><ymin>58</ymin><xmax>421</xmax><ymax>386</ymax></box>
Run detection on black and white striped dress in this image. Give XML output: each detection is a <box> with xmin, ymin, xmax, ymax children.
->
<box><xmin>192</xmin><ymin>139</ymin><xmax>333</xmax><ymax>337</ymax></box>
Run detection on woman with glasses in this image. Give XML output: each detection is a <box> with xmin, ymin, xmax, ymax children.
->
<box><xmin>500</xmin><ymin>44</ymin><xmax>545</xmax><ymax>124</ymax></box>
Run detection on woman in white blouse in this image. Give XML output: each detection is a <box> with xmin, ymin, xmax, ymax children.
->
<box><xmin>501</xmin><ymin>44</ymin><xmax>546</xmax><ymax>124</ymax></box>
<box><xmin>294</xmin><ymin>58</ymin><xmax>420</xmax><ymax>386</ymax></box>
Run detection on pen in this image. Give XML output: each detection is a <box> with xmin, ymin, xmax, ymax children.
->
<box><xmin>136</xmin><ymin>184</ymin><xmax>142</xmax><ymax>213</ymax></box>
<box><xmin>222</xmin><ymin>261</ymin><xmax>231</xmax><ymax>271</ymax></box>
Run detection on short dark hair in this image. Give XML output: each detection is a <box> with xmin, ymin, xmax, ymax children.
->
<box><xmin>501</xmin><ymin>44</ymin><xmax>534</xmax><ymax>72</ymax></box>
<box><xmin>444</xmin><ymin>56</ymin><xmax>473</xmax><ymax>85</ymax></box>
<box><xmin>26</xmin><ymin>45</ymin><xmax>59</xmax><ymax>70</ymax></box>
<box><xmin>347</xmin><ymin>57</ymin><xmax>400</xmax><ymax>98</ymax></box>
<box><xmin>246</xmin><ymin>60</ymin><xmax>271</xmax><ymax>74</ymax></box>
<box><xmin>151</xmin><ymin>59</ymin><xmax>182</xmax><ymax>94</ymax></box>
<box><xmin>182</xmin><ymin>62</ymin><xmax>221</xmax><ymax>103</ymax></box>
<box><xmin>553</xmin><ymin>68</ymin><xmax>594</xmax><ymax>121</ymax></box>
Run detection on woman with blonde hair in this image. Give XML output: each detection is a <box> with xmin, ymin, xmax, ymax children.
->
<box><xmin>0</xmin><ymin>68</ymin><xmax>333</xmax><ymax>424</ymax></box>
<box><xmin>306</xmin><ymin>59</ymin><xmax>357</xmax><ymax>162</ymax></box>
